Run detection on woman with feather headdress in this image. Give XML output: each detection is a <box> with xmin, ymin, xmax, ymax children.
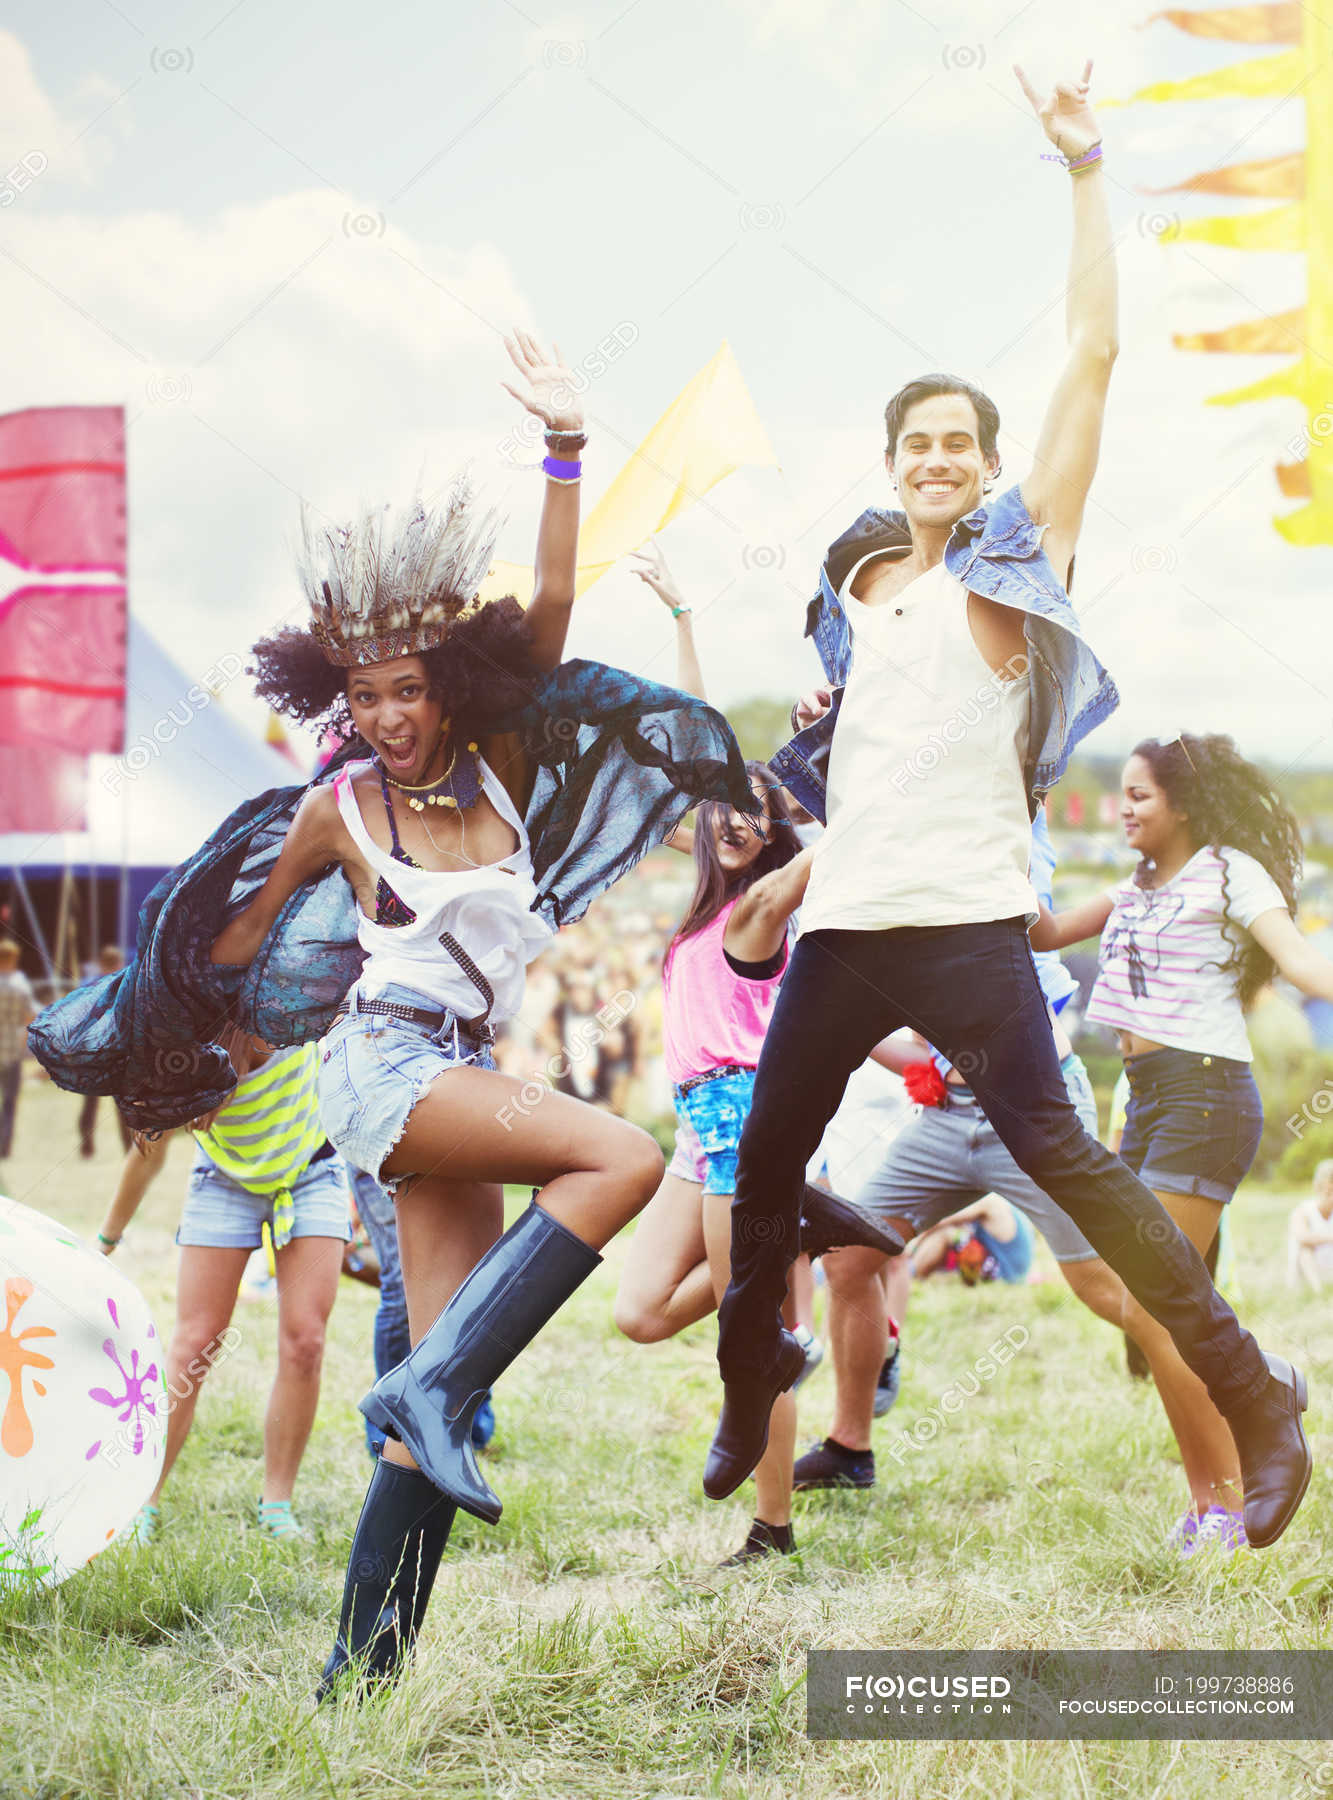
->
<box><xmin>30</xmin><ymin>330</ymin><xmax>757</xmax><ymax>1697</ymax></box>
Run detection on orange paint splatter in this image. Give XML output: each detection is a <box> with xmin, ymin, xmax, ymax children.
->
<box><xmin>0</xmin><ymin>1278</ymin><xmax>56</xmax><ymax>1458</ymax></box>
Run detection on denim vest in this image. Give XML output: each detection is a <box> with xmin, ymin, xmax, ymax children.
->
<box><xmin>769</xmin><ymin>484</ymin><xmax>1119</xmax><ymax>823</ymax></box>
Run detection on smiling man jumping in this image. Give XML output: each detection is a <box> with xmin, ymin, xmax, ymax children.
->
<box><xmin>703</xmin><ymin>61</ymin><xmax>1312</xmax><ymax>1552</ymax></box>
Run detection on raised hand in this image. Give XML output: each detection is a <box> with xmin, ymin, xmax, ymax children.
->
<box><xmin>500</xmin><ymin>329</ymin><xmax>583</xmax><ymax>434</ymax></box>
<box><xmin>629</xmin><ymin>539</ymin><xmax>687</xmax><ymax>614</ymax></box>
<box><xmin>1014</xmin><ymin>60</ymin><xmax>1100</xmax><ymax>163</ymax></box>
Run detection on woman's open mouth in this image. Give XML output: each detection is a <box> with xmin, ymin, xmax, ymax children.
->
<box><xmin>380</xmin><ymin>735</ymin><xmax>417</xmax><ymax>773</ymax></box>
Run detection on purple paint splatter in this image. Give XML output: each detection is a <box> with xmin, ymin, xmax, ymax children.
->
<box><xmin>88</xmin><ymin>1338</ymin><xmax>159</xmax><ymax>1455</ymax></box>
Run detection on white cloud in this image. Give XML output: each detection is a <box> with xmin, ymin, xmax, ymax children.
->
<box><xmin>0</xmin><ymin>29</ymin><xmax>125</xmax><ymax>190</ymax></box>
<box><xmin>0</xmin><ymin>183</ymin><xmax>542</xmax><ymax>749</ymax></box>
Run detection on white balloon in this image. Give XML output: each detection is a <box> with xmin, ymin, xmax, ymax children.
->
<box><xmin>0</xmin><ymin>1192</ymin><xmax>166</xmax><ymax>1588</ymax></box>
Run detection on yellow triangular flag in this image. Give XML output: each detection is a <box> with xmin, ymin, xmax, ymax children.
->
<box><xmin>1173</xmin><ymin>307</ymin><xmax>1305</xmax><ymax>352</ymax></box>
<box><xmin>1145</xmin><ymin>6</ymin><xmax>1300</xmax><ymax>44</ymax></box>
<box><xmin>1107</xmin><ymin>46</ymin><xmax>1303</xmax><ymax>104</ymax></box>
<box><xmin>1206</xmin><ymin>357</ymin><xmax>1309</xmax><ymax>406</ymax></box>
<box><xmin>1142</xmin><ymin>150</ymin><xmax>1303</xmax><ymax>198</ymax></box>
<box><xmin>483</xmin><ymin>342</ymin><xmax>778</xmax><ymax>602</ymax></box>
<box><xmin>1173</xmin><ymin>202</ymin><xmax>1303</xmax><ymax>249</ymax></box>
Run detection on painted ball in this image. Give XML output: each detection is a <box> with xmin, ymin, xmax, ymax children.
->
<box><xmin>0</xmin><ymin>1192</ymin><xmax>166</xmax><ymax>1588</ymax></box>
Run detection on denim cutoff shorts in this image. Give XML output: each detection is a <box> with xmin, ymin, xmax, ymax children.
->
<box><xmin>1119</xmin><ymin>1046</ymin><xmax>1263</xmax><ymax>1206</ymax></box>
<box><xmin>666</xmin><ymin>1110</ymin><xmax>707</xmax><ymax>1185</ymax></box>
<box><xmin>176</xmin><ymin>1145</ymin><xmax>351</xmax><ymax>1249</ymax></box>
<box><xmin>672</xmin><ymin>1066</ymin><xmax>756</xmax><ymax>1197</ymax></box>
<box><xmin>318</xmin><ymin>982</ymin><xmax>497</xmax><ymax>1186</ymax></box>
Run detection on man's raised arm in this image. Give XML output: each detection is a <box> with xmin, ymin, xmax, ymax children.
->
<box><xmin>1015</xmin><ymin>60</ymin><xmax>1117</xmax><ymax>585</ymax></box>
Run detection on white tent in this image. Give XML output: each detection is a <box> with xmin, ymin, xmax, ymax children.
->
<box><xmin>0</xmin><ymin>619</ymin><xmax>302</xmax><ymax>961</ymax></box>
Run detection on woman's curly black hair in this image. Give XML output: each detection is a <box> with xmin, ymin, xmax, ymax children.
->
<box><xmin>249</xmin><ymin>596</ymin><xmax>540</xmax><ymax>743</ymax></box>
<box><xmin>1131</xmin><ymin>733</ymin><xmax>1302</xmax><ymax>1006</ymax></box>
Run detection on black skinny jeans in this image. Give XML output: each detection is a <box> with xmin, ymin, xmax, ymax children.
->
<box><xmin>717</xmin><ymin>919</ymin><xmax>1270</xmax><ymax>1418</ymax></box>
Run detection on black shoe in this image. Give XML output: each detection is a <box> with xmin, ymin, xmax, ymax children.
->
<box><xmin>718</xmin><ymin>1518</ymin><xmax>796</xmax><ymax>1568</ymax></box>
<box><xmin>799</xmin><ymin>1183</ymin><xmax>905</xmax><ymax>1263</ymax></box>
<box><xmin>360</xmin><ymin>1203</ymin><xmax>601</xmax><ymax>1523</ymax></box>
<box><xmin>1229</xmin><ymin>1354</ymin><xmax>1312</xmax><ymax>1549</ymax></box>
<box><xmin>317</xmin><ymin>1459</ymin><xmax>456</xmax><ymax>1703</ymax></box>
<box><xmin>792</xmin><ymin>1436</ymin><xmax>875</xmax><ymax>1491</ymax></box>
<box><xmin>872</xmin><ymin>1343</ymin><xmax>902</xmax><ymax>1419</ymax></box>
<box><xmin>703</xmin><ymin>1331</ymin><xmax>807</xmax><ymax>1501</ymax></box>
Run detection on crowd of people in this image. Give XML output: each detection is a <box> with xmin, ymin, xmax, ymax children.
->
<box><xmin>9</xmin><ymin>61</ymin><xmax>1332</xmax><ymax>1709</ymax></box>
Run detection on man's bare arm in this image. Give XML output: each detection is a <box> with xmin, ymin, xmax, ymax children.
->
<box><xmin>1014</xmin><ymin>61</ymin><xmax>1117</xmax><ymax>579</ymax></box>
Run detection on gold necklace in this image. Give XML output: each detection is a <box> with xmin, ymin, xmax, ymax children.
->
<box><xmin>378</xmin><ymin>745</ymin><xmax>458</xmax><ymax>811</ymax></box>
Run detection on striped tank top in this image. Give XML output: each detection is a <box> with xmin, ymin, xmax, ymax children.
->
<box><xmin>193</xmin><ymin>1043</ymin><xmax>327</xmax><ymax>1246</ymax></box>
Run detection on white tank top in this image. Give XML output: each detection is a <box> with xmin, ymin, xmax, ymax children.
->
<box><xmin>799</xmin><ymin>554</ymin><xmax>1037</xmax><ymax>935</ymax></box>
<box><xmin>334</xmin><ymin>758</ymin><xmax>554</xmax><ymax>1021</ymax></box>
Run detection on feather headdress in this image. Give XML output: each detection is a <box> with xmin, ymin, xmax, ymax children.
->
<box><xmin>300</xmin><ymin>475</ymin><xmax>503</xmax><ymax>667</ymax></box>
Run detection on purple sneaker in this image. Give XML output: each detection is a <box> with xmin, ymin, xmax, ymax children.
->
<box><xmin>1168</xmin><ymin>1509</ymin><xmax>1199</xmax><ymax>1555</ymax></box>
<box><xmin>1191</xmin><ymin>1507</ymin><xmax>1248</xmax><ymax>1554</ymax></box>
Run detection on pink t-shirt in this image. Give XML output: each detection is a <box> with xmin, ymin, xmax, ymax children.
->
<box><xmin>662</xmin><ymin>897</ymin><xmax>789</xmax><ymax>1085</ymax></box>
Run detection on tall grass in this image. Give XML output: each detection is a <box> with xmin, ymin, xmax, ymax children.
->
<box><xmin>2</xmin><ymin>1080</ymin><xmax>1329</xmax><ymax>1799</ymax></box>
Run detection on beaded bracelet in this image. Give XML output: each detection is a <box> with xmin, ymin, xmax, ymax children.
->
<box><xmin>542</xmin><ymin>455</ymin><xmax>582</xmax><ymax>481</ymax></box>
<box><xmin>1041</xmin><ymin>138</ymin><xmax>1103</xmax><ymax>174</ymax></box>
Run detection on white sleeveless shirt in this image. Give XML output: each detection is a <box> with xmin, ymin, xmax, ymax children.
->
<box><xmin>334</xmin><ymin>759</ymin><xmax>553</xmax><ymax>1021</ymax></box>
<box><xmin>799</xmin><ymin>554</ymin><xmax>1037</xmax><ymax>936</ymax></box>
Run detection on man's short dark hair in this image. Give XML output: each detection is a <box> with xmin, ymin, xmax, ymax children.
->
<box><xmin>884</xmin><ymin>374</ymin><xmax>1000</xmax><ymax>461</ymax></box>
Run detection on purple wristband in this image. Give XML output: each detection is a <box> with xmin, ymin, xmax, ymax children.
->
<box><xmin>542</xmin><ymin>455</ymin><xmax>582</xmax><ymax>479</ymax></box>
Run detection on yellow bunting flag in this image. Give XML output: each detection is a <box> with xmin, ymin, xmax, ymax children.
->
<box><xmin>1173</xmin><ymin>308</ymin><xmax>1306</xmax><ymax>352</ymax></box>
<box><xmin>1108</xmin><ymin>47</ymin><xmax>1302</xmax><ymax>105</ymax></box>
<box><xmin>1126</xmin><ymin>2</ymin><xmax>1333</xmax><ymax>541</ymax></box>
<box><xmin>1173</xmin><ymin>204</ymin><xmax>1302</xmax><ymax>250</ymax></box>
<box><xmin>1145</xmin><ymin>5</ymin><xmax>1300</xmax><ymax>42</ymax></box>
<box><xmin>483</xmin><ymin>342</ymin><xmax>778</xmax><ymax>602</ymax></box>
<box><xmin>1141</xmin><ymin>150</ymin><xmax>1302</xmax><ymax>197</ymax></box>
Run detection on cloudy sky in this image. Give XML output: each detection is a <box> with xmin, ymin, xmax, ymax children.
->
<box><xmin>5</xmin><ymin>0</ymin><xmax>1331</xmax><ymax>794</ymax></box>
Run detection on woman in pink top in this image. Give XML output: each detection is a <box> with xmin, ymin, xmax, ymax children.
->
<box><xmin>1034</xmin><ymin>732</ymin><xmax>1333</xmax><ymax>1552</ymax></box>
<box><xmin>617</xmin><ymin>762</ymin><xmax>807</xmax><ymax>1562</ymax></box>
<box><xmin>613</xmin><ymin>548</ymin><xmax>903</xmax><ymax>1565</ymax></box>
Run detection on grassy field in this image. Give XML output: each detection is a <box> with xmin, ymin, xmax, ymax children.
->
<box><xmin>2</xmin><ymin>1076</ymin><xmax>1331</xmax><ymax>1800</ymax></box>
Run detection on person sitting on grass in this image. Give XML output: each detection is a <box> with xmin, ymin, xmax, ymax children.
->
<box><xmin>1287</xmin><ymin>1159</ymin><xmax>1333</xmax><ymax>1293</ymax></box>
<box><xmin>97</xmin><ymin>1027</ymin><xmax>348</xmax><ymax>1546</ymax></box>
<box><xmin>909</xmin><ymin>1194</ymin><xmax>1035</xmax><ymax>1285</ymax></box>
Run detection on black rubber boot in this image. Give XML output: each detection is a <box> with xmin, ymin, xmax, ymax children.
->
<box><xmin>317</xmin><ymin>1458</ymin><xmax>456</xmax><ymax>1703</ymax></box>
<box><xmin>360</xmin><ymin>1201</ymin><xmax>602</xmax><ymax>1522</ymax></box>
<box><xmin>799</xmin><ymin>1183</ymin><xmax>906</xmax><ymax>1262</ymax></box>
<box><xmin>1228</xmin><ymin>1353</ymin><xmax>1312</xmax><ymax>1549</ymax></box>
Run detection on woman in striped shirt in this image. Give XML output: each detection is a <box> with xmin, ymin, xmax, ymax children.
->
<box><xmin>1033</xmin><ymin>732</ymin><xmax>1333</xmax><ymax>1551</ymax></box>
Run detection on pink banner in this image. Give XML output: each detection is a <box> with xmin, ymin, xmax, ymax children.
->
<box><xmin>0</xmin><ymin>406</ymin><xmax>127</xmax><ymax>754</ymax></box>
<box><xmin>0</xmin><ymin>742</ymin><xmax>88</xmax><ymax>833</ymax></box>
